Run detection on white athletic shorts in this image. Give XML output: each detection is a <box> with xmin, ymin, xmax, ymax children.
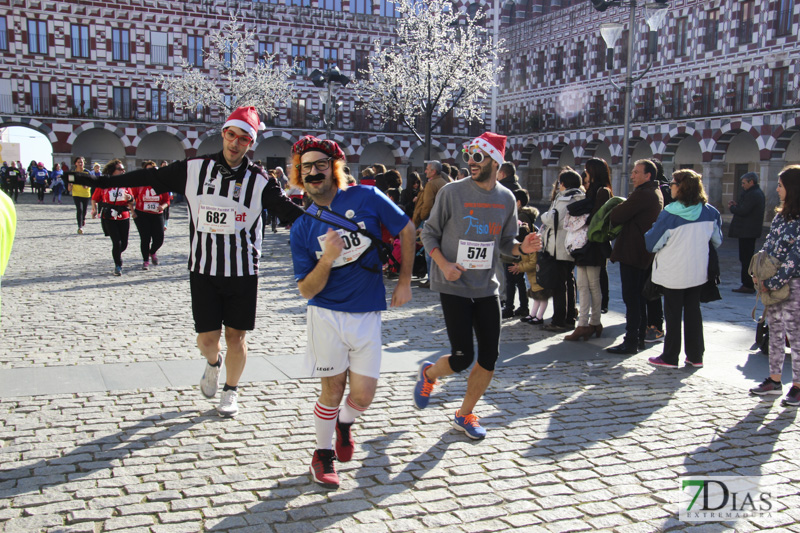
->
<box><xmin>305</xmin><ymin>306</ymin><xmax>382</xmax><ymax>379</ymax></box>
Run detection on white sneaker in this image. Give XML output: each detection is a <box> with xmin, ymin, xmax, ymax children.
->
<box><xmin>217</xmin><ymin>389</ymin><xmax>239</xmax><ymax>417</ymax></box>
<box><xmin>200</xmin><ymin>355</ymin><xmax>223</xmax><ymax>398</ymax></box>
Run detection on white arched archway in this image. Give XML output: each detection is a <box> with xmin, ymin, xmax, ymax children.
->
<box><xmin>783</xmin><ymin>131</ymin><xmax>800</xmax><ymax>165</ymax></box>
<box><xmin>72</xmin><ymin>128</ymin><xmax>126</xmax><ymax>167</ymax></box>
<box><xmin>630</xmin><ymin>139</ymin><xmax>654</xmax><ymax>163</ymax></box>
<box><xmin>674</xmin><ymin>136</ymin><xmax>703</xmax><ymax>170</ymax></box>
<box><xmin>253</xmin><ymin>137</ymin><xmax>292</xmax><ymax>171</ymax></box>
<box><xmin>197</xmin><ymin>136</ymin><xmax>223</xmax><ymax>158</ymax></box>
<box><xmin>136</xmin><ymin>131</ymin><xmax>186</xmax><ymax>166</ymax></box>
<box><xmin>359</xmin><ymin>142</ymin><xmax>397</xmax><ymax>178</ymax></box>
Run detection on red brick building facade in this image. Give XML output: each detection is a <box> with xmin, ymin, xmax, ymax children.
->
<box><xmin>1</xmin><ymin>0</ymin><xmax>798</xmax><ymax>214</ymax></box>
<box><xmin>497</xmin><ymin>0</ymin><xmax>799</xmax><ymax>213</ymax></box>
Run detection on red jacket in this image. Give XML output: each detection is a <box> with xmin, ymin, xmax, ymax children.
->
<box><xmin>132</xmin><ymin>186</ymin><xmax>170</xmax><ymax>214</ymax></box>
<box><xmin>93</xmin><ymin>187</ymin><xmax>133</xmax><ymax>220</ymax></box>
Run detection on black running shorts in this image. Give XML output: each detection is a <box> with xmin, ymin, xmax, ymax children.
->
<box><xmin>190</xmin><ymin>272</ymin><xmax>258</xmax><ymax>333</ymax></box>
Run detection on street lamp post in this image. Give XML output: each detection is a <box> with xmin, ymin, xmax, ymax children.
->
<box><xmin>309</xmin><ymin>66</ymin><xmax>350</xmax><ymax>138</ymax></box>
<box><xmin>597</xmin><ymin>1</ymin><xmax>668</xmax><ymax>196</ymax></box>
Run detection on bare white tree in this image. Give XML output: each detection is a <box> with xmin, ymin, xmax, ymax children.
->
<box><xmin>158</xmin><ymin>15</ymin><xmax>296</xmax><ymax>124</ymax></box>
<box><xmin>354</xmin><ymin>0</ymin><xmax>505</xmax><ymax>161</ymax></box>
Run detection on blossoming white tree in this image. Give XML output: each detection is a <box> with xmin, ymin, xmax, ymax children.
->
<box><xmin>158</xmin><ymin>15</ymin><xmax>295</xmax><ymax>124</ymax></box>
<box><xmin>354</xmin><ymin>0</ymin><xmax>505</xmax><ymax>161</ymax></box>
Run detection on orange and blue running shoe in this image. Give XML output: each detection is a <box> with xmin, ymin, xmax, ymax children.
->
<box><xmin>413</xmin><ymin>361</ymin><xmax>436</xmax><ymax>409</ymax></box>
<box><xmin>453</xmin><ymin>409</ymin><xmax>486</xmax><ymax>440</ymax></box>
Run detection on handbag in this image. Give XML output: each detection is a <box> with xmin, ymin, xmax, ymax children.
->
<box><xmin>700</xmin><ymin>243</ymin><xmax>722</xmax><ymax>304</ymax></box>
<box><xmin>755</xmin><ymin>317</ymin><xmax>769</xmax><ymax>355</ymax></box>
<box><xmin>536</xmin><ymin>210</ymin><xmax>559</xmax><ymax>289</ymax></box>
<box><xmin>535</xmin><ymin>251</ymin><xmax>559</xmax><ymax>290</ymax></box>
<box><xmin>642</xmin><ymin>276</ymin><xmax>663</xmax><ymax>301</ymax></box>
<box><xmin>563</xmin><ymin>212</ymin><xmax>589</xmax><ymax>257</ymax></box>
<box><xmin>748</xmin><ymin>250</ymin><xmax>791</xmax><ymax>317</ymax></box>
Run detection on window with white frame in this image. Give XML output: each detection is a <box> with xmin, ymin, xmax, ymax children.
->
<box><xmin>71</xmin><ymin>24</ymin><xmax>89</xmax><ymax>58</ymax></box>
<box><xmin>27</xmin><ymin>20</ymin><xmax>48</xmax><ymax>54</ymax></box>
<box><xmin>72</xmin><ymin>84</ymin><xmax>91</xmax><ymax>115</ymax></box>
<box><xmin>151</xmin><ymin>31</ymin><xmax>168</xmax><ymax>65</ymax></box>
<box><xmin>188</xmin><ymin>36</ymin><xmax>203</xmax><ymax>67</ymax></box>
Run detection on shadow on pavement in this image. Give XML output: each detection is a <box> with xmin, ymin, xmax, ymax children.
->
<box><xmin>206</xmin><ymin>430</ymin><xmax>454</xmax><ymax>531</ymax></box>
<box><xmin>480</xmin><ymin>360</ymin><xmax>692</xmax><ymax>460</ymax></box>
<box><xmin>657</xmin><ymin>404</ymin><xmax>798</xmax><ymax>530</ymax></box>
<box><xmin>0</xmin><ymin>411</ymin><xmax>207</xmax><ymax>500</ymax></box>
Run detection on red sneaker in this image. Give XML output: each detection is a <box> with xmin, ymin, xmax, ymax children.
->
<box><xmin>310</xmin><ymin>449</ymin><xmax>339</xmax><ymax>487</ymax></box>
<box><xmin>335</xmin><ymin>418</ymin><xmax>354</xmax><ymax>462</ymax></box>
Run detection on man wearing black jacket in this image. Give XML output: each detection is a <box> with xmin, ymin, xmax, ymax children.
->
<box><xmin>65</xmin><ymin>107</ymin><xmax>303</xmax><ymax>417</ymax></box>
<box><xmin>729</xmin><ymin>172</ymin><xmax>766</xmax><ymax>294</ymax></box>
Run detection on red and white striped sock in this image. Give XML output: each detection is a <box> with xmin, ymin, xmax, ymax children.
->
<box><xmin>313</xmin><ymin>401</ymin><xmax>339</xmax><ymax>450</ymax></box>
<box><xmin>337</xmin><ymin>395</ymin><xmax>367</xmax><ymax>424</ymax></box>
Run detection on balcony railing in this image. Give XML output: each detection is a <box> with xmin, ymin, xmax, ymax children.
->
<box><xmin>149</xmin><ymin>109</ymin><xmax>171</xmax><ymax>121</ymax></box>
<box><xmin>31</xmin><ymin>97</ymin><xmax>53</xmax><ymax>115</ymax></box>
<box><xmin>110</xmin><ymin>103</ymin><xmax>134</xmax><ymax>120</ymax></box>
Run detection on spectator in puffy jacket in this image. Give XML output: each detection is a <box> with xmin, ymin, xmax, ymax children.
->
<box><xmin>540</xmin><ymin>168</ymin><xmax>584</xmax><ymax>331</ymax></box>
<box><xmin>644</xmin><ymin>169</ymin><xmax>722</xmax><ymax>369</ymax></box>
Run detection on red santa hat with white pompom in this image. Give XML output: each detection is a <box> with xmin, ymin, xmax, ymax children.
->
<box><xmin>464</xmin><ymin>132</ymin><xmax>507</xmax><ymax>166</ymax></box>
<box><xmin>223</xmin><ymin>106</ymin><xmax>265</xmax><ymax>141</ymax></box>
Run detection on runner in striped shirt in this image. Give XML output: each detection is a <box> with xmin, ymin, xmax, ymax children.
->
<box><xmin>65</xmin><ymin>107</ymin><xmax>303</xmax><ymax>417</ymax></box>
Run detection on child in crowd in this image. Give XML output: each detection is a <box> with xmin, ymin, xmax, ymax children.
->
<box><xmin>516</xmin><ymin>224</ymin><xmax>551</xmax><ymax>325</ymax></box>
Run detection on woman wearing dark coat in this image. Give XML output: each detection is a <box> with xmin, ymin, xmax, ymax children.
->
<box><xmin>400</xmin><ymin>172</ymin><xmax>422</xmax><ymax>218</ymax></box>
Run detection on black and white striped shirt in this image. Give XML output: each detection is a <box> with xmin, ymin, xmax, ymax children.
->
<box><xmin>81</xmin><ymin>152</ymin><xmax>303</xmax><ymax>277</ymax></box>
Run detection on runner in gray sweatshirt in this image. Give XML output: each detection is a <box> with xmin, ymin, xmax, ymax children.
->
<box><xmin>414</xmin><ymin>132</ymin><xmax>541</xmax><ymax>440</ymax></box>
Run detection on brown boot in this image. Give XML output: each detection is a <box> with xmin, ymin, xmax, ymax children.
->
<box><xmin>564</xmin><ymin>326</ymin><xmax>594</xmax><ymax>341</ymax></box>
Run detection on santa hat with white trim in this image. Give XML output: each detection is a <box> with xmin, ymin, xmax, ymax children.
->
<box><xmin>222</xmin><ymin>106</ymin><xmax>265</xmax><ymax>141</ymax></box>
<box><xmin>464</xmin><ymin>132</ymin><xmax>506</xmax><ymax>166</ymax></box>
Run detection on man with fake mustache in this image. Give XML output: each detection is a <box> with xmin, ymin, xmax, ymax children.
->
<box><xmin>288</xmin><ymin>136</ymin><xmax>415</xmax><ymax>488</ymax></box>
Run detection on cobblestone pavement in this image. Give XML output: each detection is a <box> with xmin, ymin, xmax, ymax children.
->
<box><xmin>2</xmin><ymin>194</ymin><xmax>799</xmax><ymax>532</ymax></box>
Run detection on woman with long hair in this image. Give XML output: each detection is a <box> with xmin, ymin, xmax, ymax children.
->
<box><xmin>69</xmin><ymin>157</ymin><xmax>92</xmax><ymax>234</ymax></box>
<box><xmin>91</xmin><ymin>159</ymin><xmax>134</xmax><ymax>275</ymax></box>
<box><xmin>748</xmin><ymin>165</ymin><xmax>800</xmax><ymax>406</ymax></box>
<box><xmin>564</xmin><ymin>158</ymin><xmax>613</xmax><ymax>341</ymax></box>
<box><xmin>131</xmin><ymin>160</ymin><xmax>170</xmax><ymax>270</ymax></box>
<box><xmin>644</xmin><ymin>169</ymin><xmax>722</xmax><ymax>368</ymax></box>
<box><xmin>400</xmin><ymin>171</ymin><xmax>422</xmax><ymax>218</ymax></box>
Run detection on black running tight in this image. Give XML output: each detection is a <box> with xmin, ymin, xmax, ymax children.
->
<box><xmin>101</xmin><ymin>218</ymin><xmax>129</xmax><ymax>267</ymax></box>
<box><xmin>439</xmin><ymin>292</ymin><xmax>502</xmax><ymax>372</ymax></box>
<box><xmin>133</xmin><ymin>210</ymin><xmax>165</xmax><ymax>261</ymax></box>
<box><xmin>74</xmin><ymin>197</ymin><xmax>89</xmax><ymax>228</ymax></box>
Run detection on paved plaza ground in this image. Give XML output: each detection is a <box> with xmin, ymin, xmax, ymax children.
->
<box><xmin>1</xmin><ymin>192</ymin><xmax>799</xmax><ymax>532</ymax></box>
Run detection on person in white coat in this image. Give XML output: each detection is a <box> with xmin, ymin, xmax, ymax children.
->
<box><xmin>540</xmin><ymin>168</ymin><xmax>584</xmax><ymax>331</ymax></box>
<box><xmin>644</xmin><ymin>169</ymin><xmax>722</xmax><ymax>368</ymax></box>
